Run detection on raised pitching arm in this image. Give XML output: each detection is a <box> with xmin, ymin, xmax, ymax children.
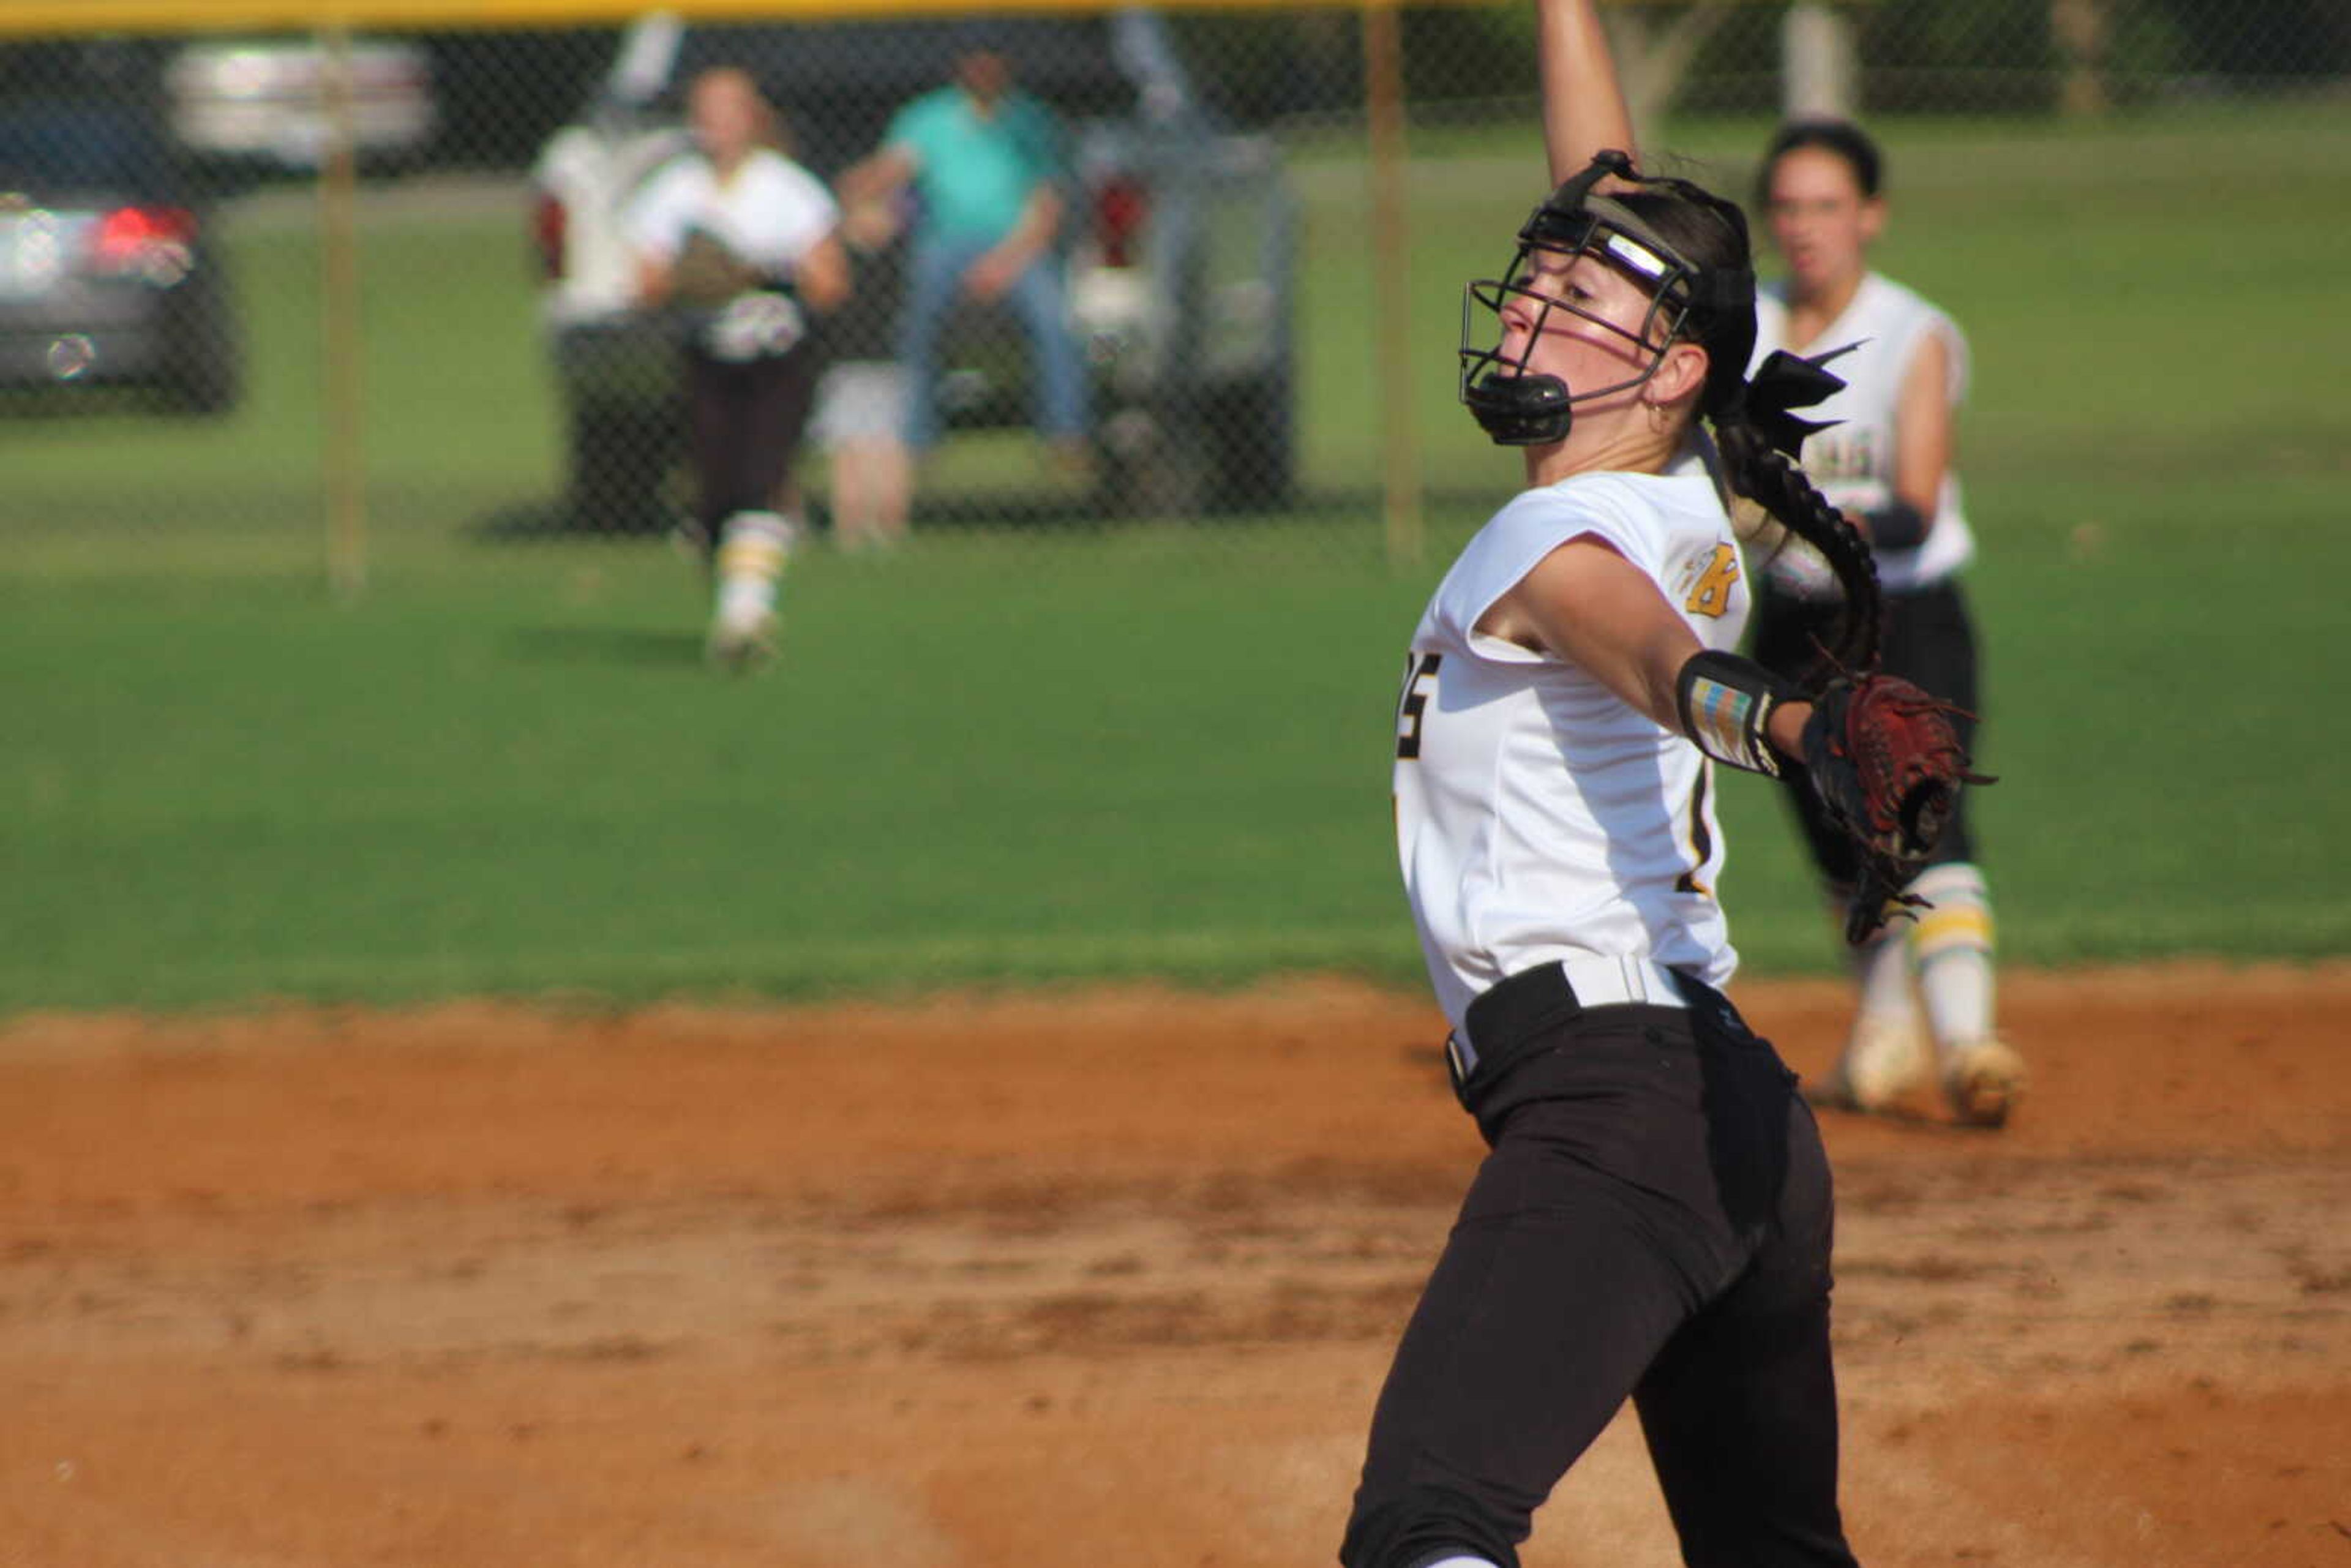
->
<box><xmin>1539</xmin><ymin>0</ymin><xmax>1641</xmax><ymax>184</ymax></box>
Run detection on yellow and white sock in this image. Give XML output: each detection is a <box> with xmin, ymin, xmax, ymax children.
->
<box><xmin>1911</xmin><ymin>862</ymin><xmax>1997</xmax><ymax>1051</ymax></box>
<box><xmin>713</xmin><ymin>509</ymin><xmax>795</xmax><ymax>630</ymax></box>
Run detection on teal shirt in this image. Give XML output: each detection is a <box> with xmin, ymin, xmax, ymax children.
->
<box><xmin>885</xmin><ymin>86</ymin><xmax>1067</xmax><ymax>246</ymax></box>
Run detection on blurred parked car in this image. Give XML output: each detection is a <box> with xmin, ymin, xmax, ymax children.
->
<box><xmin>0</xmin><ymin>102</ymin><xmax>242</xmax><ymax>415</ymax></box>
<box><xmin>166</xmin><ymin>35</ymin><xmax>437</xmax><ymax>176</ymax></box>
<box><xmin>528</xmin><ymin>10</ymin><xmax>1297</xmax><ymax>528</ymax></box>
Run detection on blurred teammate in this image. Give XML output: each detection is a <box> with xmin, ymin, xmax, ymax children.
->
<box><xmin>1340</xmin><ymin>3</ymin><xmax>1886</xmax><ymax>1564</ymax></box>
<box><xmin>1747</xmin><ymin>119</ymin><xmax>2025</xmax><ymax>1125</ymax></box>
<box><xmin>627</xmin><ymin>67</ymin><xmax>850</xmax><ymax>669</ymax></box>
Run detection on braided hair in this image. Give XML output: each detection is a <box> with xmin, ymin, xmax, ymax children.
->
<box><xmin>1610</xmin><ymin>183</ymin><xmax>1884</xmax><ymax>680</ymax></box>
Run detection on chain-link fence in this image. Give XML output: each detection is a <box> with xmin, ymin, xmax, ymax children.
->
<box><xmin>0</xmin><ymin>2</ymin><xmax>2339</xmax><ymax>578</ymax></box>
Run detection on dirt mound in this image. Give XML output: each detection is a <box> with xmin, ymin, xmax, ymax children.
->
<box><xmin>2</xmin><ymin>962</ymin><xmax>2345</xmax><ymax>1566</ymax></box>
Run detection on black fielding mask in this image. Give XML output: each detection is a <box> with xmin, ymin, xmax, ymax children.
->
<box><xmin>1460</xmin><ymin>150</ymin><xmax>1757</xmax><ymax>446</ymax></box>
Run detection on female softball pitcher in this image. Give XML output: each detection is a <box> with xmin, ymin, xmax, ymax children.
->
<box><xmin>626</xmin><ymin>67</ymin><xmax>850</xmax><ymax>670</ymax></box>
<box><xmin>1336</xmin><ymin>2</ymin><xmax>1981</xmax><ymax>1563</ymax></box>
<box><xmin>1746</xmin><ymin>119</ymin><xmax>2025</xmax><ymax>1127</ymax></box>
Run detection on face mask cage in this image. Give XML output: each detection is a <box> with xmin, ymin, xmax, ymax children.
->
<box><xmin>1457</xmin><ymin>233</ymin><xmax>1698</xmax><ymax>438</ymax></box>
<box><xmin>1458</xmin><ymin>152</ymin><xmax>1741</xmax><ymax>447</ymax></box>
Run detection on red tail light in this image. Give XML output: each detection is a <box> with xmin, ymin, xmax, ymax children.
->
<box><xmin>91</xmin><ymin>206</ymin><xmax>197</xmax><ymax>271</ymax></box>
<box><xmin>532</xmin><ymin>192</ymin><xmax>567</xmax><ymax>281</ymax></box>
<box><xmin>1094</xmin><ymin>178</ymin><xmax>1146</xmax><ymax>269</ymax></box>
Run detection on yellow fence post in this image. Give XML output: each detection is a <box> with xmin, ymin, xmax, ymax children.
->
<box><xmin>319</xmin><ymin>10</ymin><xmax>368</xmax><ymax>601</ymax></box>
<box><xmin>1362</xmin><ymin>0</ymin><xmax>1423</xmax><ymax>571</ymax></box>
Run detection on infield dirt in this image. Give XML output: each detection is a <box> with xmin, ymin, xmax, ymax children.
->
<box><xmin>2</xmin><ymin>961</ymin><xmax>2345</xmax><ymax>1567</ymax></box>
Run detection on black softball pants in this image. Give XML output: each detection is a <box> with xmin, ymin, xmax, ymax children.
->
<box><xmin>1755</xmin><ymin>578</ymin><xmax>1982</xmax><ymax>885</ymax></box>
<box><xmin>683</xmin><ymin>341</ymin><xmax>822</xmax><ymax>541</ymax></box>
<box><xmin>1340</xmin><ymin>977</ymin><xmax>1859</xmax><ymax>1568</ymax></box>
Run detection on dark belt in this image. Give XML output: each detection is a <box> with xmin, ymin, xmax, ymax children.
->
<box><xmin>1447</xmin><ymin>958</ymin><xmax>1726</xmax><ymax>1113</ymax></box>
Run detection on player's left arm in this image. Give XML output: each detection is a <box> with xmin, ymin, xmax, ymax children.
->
<box><xmin>1483</xmin><ymin>512</ymin><xmax>1989</xmax><ymax>943</ymax></box>
<box><xmin>1866</xmin><ymin>326</ymin><xmax>1957</xmax><ymax>549</ymax></box>
<box><xmin>1479</xmin><ymin>538</ymin><xmax>1814</xmax><ymax>760</ymax></box>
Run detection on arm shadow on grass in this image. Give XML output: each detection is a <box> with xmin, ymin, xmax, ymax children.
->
<box><xmin>503</xmin><ymin>625</ymin><xmax>710</xmax><ymax>669</ymax></box>
<box><xmin>467</xmin><ymin>501</ymin><xmax>709</xmax><ymax>669</ymax></box>
<box><xmin>469</xmin><ymin>498</ymin><xmax>683</xmax><ymax>542</ymax></box>
<box><xmin>468</xmin><ymin>482</ymin><xmax>1415</xmax><ymax>544</ymax></box>
<box><xmin>467</xmin><ymin>490</ymin><xmax>1111</xmax><ymax>542</ymax></box>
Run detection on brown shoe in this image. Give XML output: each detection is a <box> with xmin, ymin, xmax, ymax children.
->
<box><xmin>1941</xmin><ymin>1038</ymin><xmax>2027</xmax><ymax>1128</ymax></box>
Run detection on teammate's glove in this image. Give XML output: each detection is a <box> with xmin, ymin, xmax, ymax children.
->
<box><xmin>1800</xmin><ymin>673</ymin><xmax>1992</xmax><ymax>943</ymax></box>
<box><xmin>670</xmin><ymin>227</ymin><xmax>765</xmax><ymax>307</ymax></box>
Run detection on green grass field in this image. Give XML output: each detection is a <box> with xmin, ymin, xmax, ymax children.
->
<box><xmin>5</xmin><ymin>100</ymin><xmax>2347</xmax><ymax>1013</ymax></box>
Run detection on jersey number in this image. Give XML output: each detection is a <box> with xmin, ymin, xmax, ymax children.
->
<box><xmin>1395</xmin><ymin>651</ymin><xmax>1442</xmax><ymax>759</ymax></box>
<box><xmin>1684</xmin><ymin>544</ymin><xmax>1740</xmax><ymax>620</ymax></box>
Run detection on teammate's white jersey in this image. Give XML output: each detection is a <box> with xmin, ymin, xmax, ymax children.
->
<box><xmin>625</xmin><ymin>147</ymin><xmax>840</xmax><ymax>277</ymax></box>
<box><xmin>1394</xmin><ymin>467</ymin><xmax>1749</xmax><ymax>1034</ymax></box>
<box><xmin>1752</xmin><ymin>272</ymin><xmax>1974</xmax><ymax>595</ymax></box>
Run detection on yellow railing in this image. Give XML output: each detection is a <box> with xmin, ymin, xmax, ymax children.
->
<box><xmin>0</xmin><ymin>0</ymin><xmax>1520</xmax><ymax>39</ymax></box>
<box><xmin>0</xmin><ymin>0</ymin><xmax>1802</xmax><ymax>41</ymax></box>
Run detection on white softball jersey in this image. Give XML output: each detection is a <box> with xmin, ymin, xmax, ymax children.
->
<box><xmin>625</xmin><ymin>147</ymin><xmax>840</xmax><ymax>276</ymax></box>
<box><xmin>1752</xmin><ymin>272</ymin><xmax>1975</xmax><ymax>595</ymax></box>
<box><xmin>1394</xmin><ymin>468</ymin><xmax>1750</xmax><ymax>1035</ymax></box>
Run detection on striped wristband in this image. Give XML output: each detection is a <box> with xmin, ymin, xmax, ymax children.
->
<box><xmin>1674</xmin><ymin>650</ymin><xmax>1799</xmax><ymax>777</ymax></box>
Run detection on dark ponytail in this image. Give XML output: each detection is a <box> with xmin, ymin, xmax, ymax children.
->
<box><xmin>1712</xmin><ymin>415</ymin><xmax>1882</xmax><ymax>678</ymax></box>
<box><xmin>1609</xmin><ymin>181</ymin><xmax>1884</xmax><ymax>684</ymax></box>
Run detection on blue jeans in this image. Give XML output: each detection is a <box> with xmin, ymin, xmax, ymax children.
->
<box><xmin>896</xmin><ymin>233</ymin><xmax>1086</xmax><ymax>451</ymax></box>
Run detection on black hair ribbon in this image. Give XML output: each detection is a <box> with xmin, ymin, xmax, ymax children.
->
<box><xmin>1736</xmin><ymin>341</ymin><xmax>1862</xmax><ymax>459</ymax></box>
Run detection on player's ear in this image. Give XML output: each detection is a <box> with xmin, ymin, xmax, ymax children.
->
<box><xmin>1652</xmin><ymin>339</ymin><xmax>1709</xmax><ymax>408</ymax></box>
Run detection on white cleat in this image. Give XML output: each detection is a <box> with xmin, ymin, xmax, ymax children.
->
<box><xmin>705</xmin><ymin>607</ymin><xmax>778</xmax><ymax>673</ymax></box>
<box><xmin>1805</xmin><ymin>1015</ymin><xmax>1931</xmax><ymax>1114</ymax></box>
<box><xmin>1941</xmin><ymin>1038</ymin><xmax>2027</xmax><ymax>1129</ymax></box>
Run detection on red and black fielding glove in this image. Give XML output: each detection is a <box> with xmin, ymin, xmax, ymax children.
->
<box><xmin>1800</xmin><ymin>673</ymin><xmax>1993</xmax><ymax>942</ymax></box>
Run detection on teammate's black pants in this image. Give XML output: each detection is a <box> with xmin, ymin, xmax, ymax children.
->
<box><xmin>683</xmin><ymin>341</ymin><xmax>822</xmax><ymax>543</ymax></box>
<box><xmin>1340</xmin><ymin>977</ymin><xmax>1859</xmax><ymax>1568</ymax></box>
<box><xmin>1755</xmin><ymin>578</ymin><xmax>1982</xmax><ymax>888</ymax></box>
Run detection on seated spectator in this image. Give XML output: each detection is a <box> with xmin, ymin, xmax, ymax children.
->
<box><xmin>838</xmin><ymin>36</ymin><xmax>1088</xmax><ymax>480</ymax></box>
